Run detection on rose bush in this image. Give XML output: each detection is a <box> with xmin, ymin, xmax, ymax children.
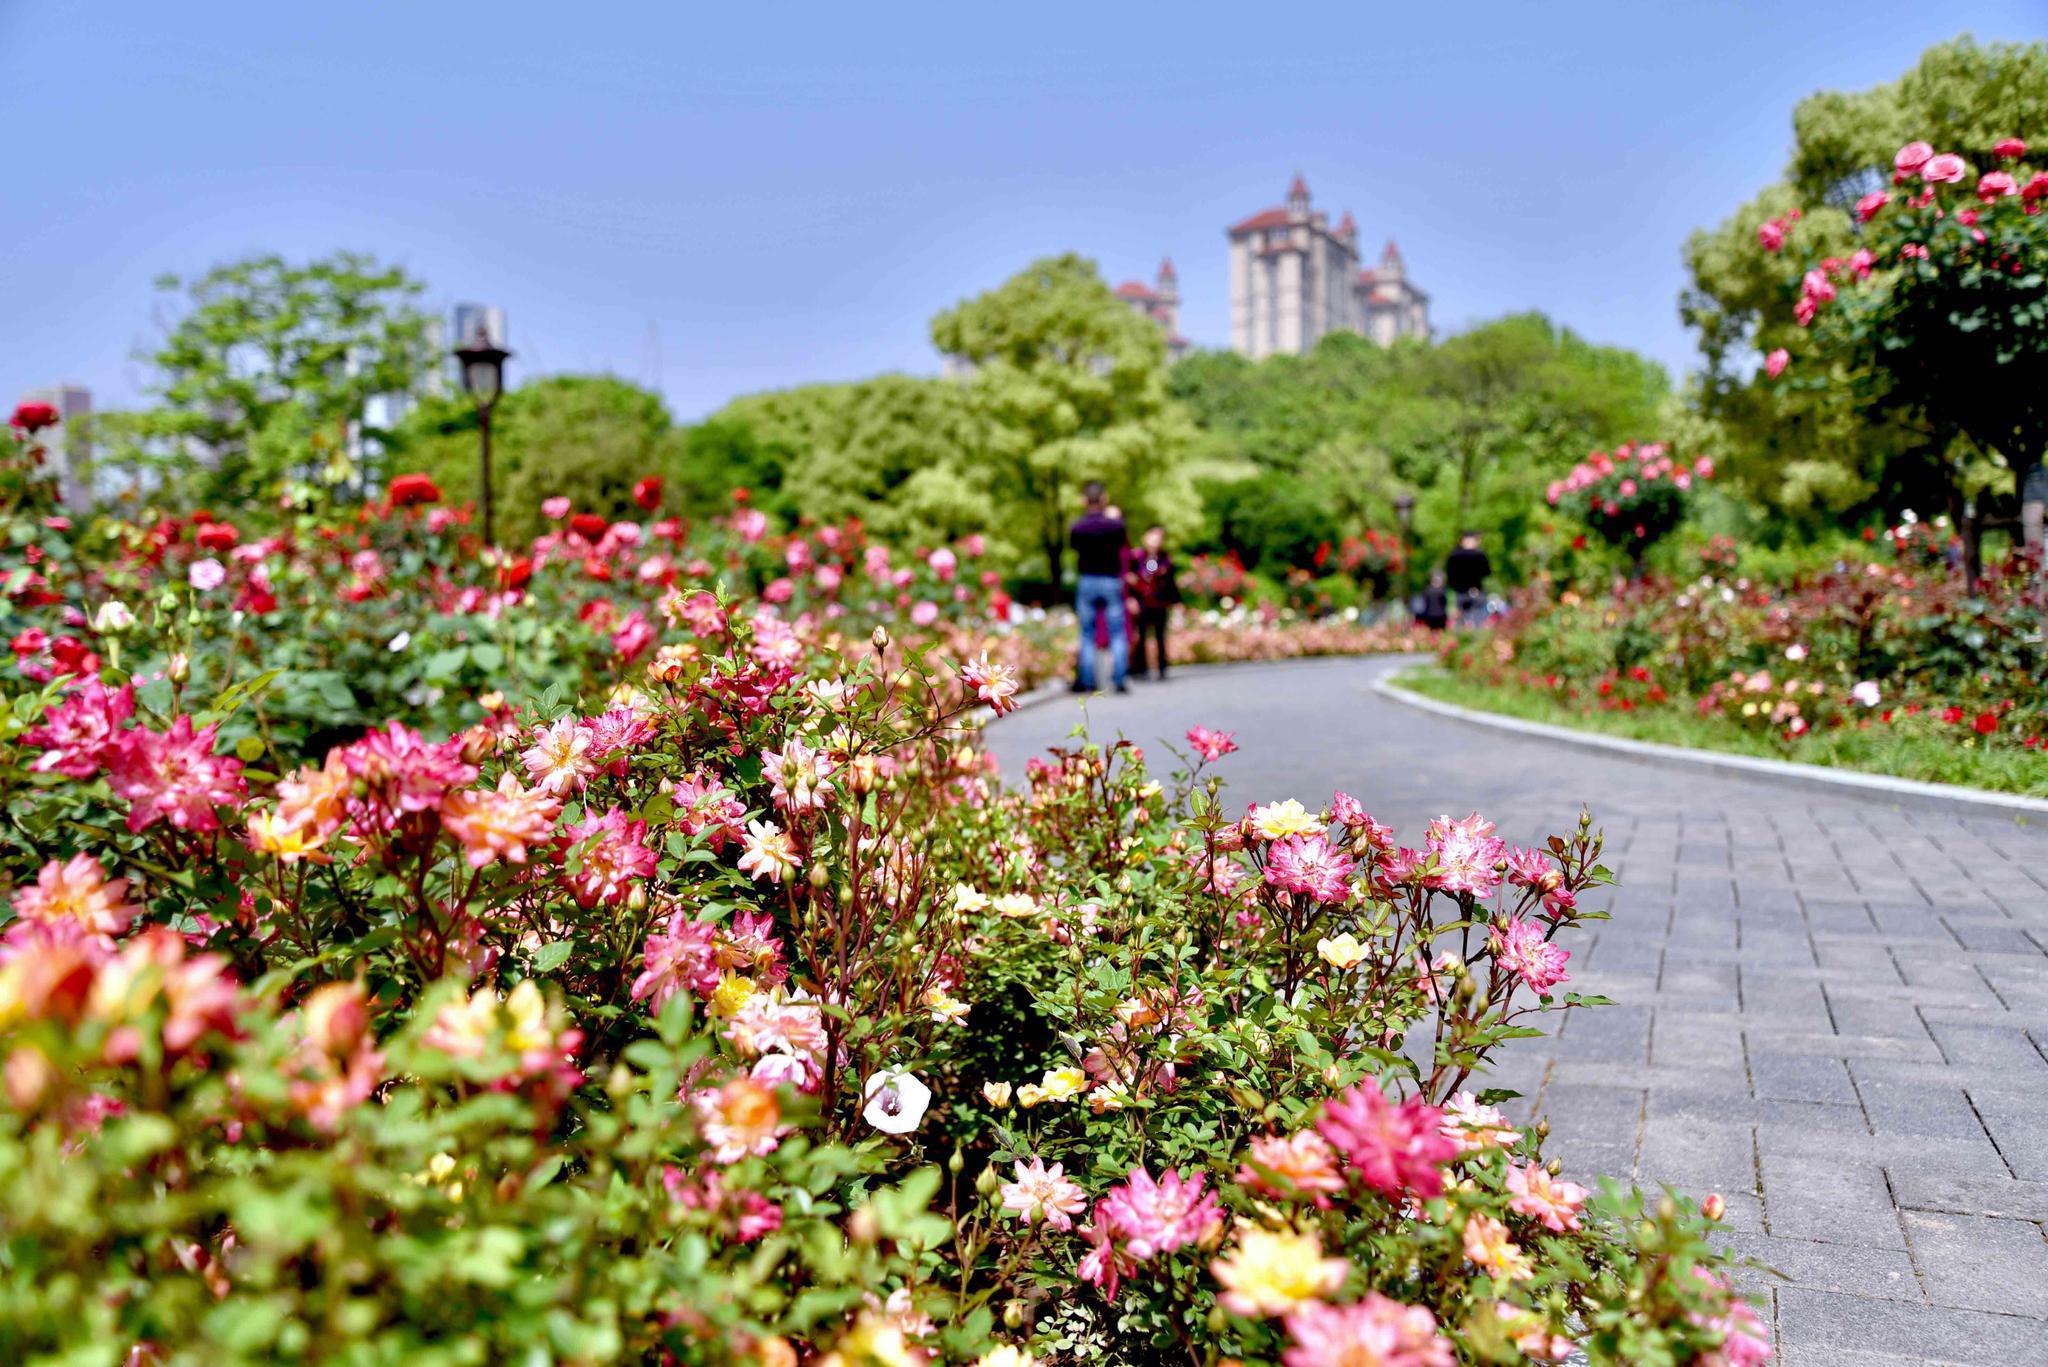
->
<box><xmin>1546</xmin><ymin>443</ymin><xmax>1715</xmax><ymax>570</ymax></box>
<box><xmin>1437</xmin><ymin>538</ymin><xmax>2045</xmax><ymax>791</ymax></box>
<box><xmin>0</xmin><ymin>420</ymin><xmax>1765</xmax><ymax>1363</ymax></box>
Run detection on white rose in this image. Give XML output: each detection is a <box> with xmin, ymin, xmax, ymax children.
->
<box><xmin>862</xmin><ymin>1069</ymin><xmax>931</xmax><ymax>1135</ymax></box>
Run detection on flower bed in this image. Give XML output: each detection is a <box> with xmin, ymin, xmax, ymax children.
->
<box><xmin>0</xmin><ymin>420</ymin><xmax>1765</xmax><ymax>1363</ymax></box>
<box><xmin>1436</xmin><ymin>547</ymin><xmax>2047</xmax><ymax>795</ymax></box>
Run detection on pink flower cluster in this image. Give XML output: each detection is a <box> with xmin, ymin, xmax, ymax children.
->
<box><xmin>1315</xmin><ymin>1079</ymin><xmax>1460</xmax><ymax>1200</ymax></box>
<box><xmin>1546</xmin><ymin>442</ymin><xmax>1712</xmax><ymax>510</ymax></box>
<box><xmin>1076</xmin><ymin>1166</ymin><xmax>1225</xmax><ymax>1299</ymax></box>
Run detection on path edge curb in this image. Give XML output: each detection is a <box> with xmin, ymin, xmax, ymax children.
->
<box><xmin>1373</xmin><ymin>665</ymin><xmax>2048</xmax><ymax>823</ymax></box>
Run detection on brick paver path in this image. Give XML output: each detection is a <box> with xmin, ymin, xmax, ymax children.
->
<box><xmin>985</xmin><ymin>655</ymin><xmax>2048</xmax><ymax>1365</ymax></box>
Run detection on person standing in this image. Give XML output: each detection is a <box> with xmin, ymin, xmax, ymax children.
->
<box><xmin>1127</xmin><ymin>524</ymin><xmax>1180</xmax><ymax>680</ymax></box>
<box><xmin>1444</xmin><ymin>531</ymin><xmax>1492</xmax><ymax>628</ymax></box>
<box><xmin>1411</xmin><ymin>569</ymin><xmax>1450</xmax><ymax>631</ymax></box>
<box><xmin>1069</xmin><ymin>482</ymin><xmax>1129</xmax><ymax>693</ymax></box>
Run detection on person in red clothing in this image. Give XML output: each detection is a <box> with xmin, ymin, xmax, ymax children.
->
<box><xmin>1125</xmin><ymin>524</ymin><xmax>1180</xmax><ymax>680</ymax></box>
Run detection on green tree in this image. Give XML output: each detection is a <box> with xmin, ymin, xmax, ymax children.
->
<box><xmin>716</xmin><ymin>374</ymin><xmax>994</xmax><ymax>551</ymax></box>
<box><xmin>96</xmin><ymin>252</ymin><xmax>436</xmax><ymax>505</ymax></box>
<box><xmin>388</xmin><ymin>375</ymin><xmax>682</xmax><ymax>543</ymax></box>
<box><xmin>1680</xmin><ymin>35</ymin><xmax>2048</xmax><ymax>525</ymax></box>
<box><xmin>930</xmin><ymin>254</ymin><xmax>1198</xmax><ymax>583</ymax></box>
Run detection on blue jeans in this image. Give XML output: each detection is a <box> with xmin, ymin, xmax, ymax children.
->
<box><xmin>1074</xmin><ymin>574</ymin><xmax>1128</xmax><ymax>690</ymax></box>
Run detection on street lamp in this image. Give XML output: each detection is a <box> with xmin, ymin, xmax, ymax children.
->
<box><xmin>453</xmin><ymin>326</ymin><xmax>512</xmax><ymax>547</ymax></box>
<box><xmin>1392</xmin><ymin>492</ymin><xmax>1417</xmax><ymax>602</ymax></box>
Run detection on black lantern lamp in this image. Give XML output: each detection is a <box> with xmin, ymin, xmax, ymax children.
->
<box><xmin>453</xmin><ymin>326</ymin><xmax>512</xmax><ymax>546</ymax></box>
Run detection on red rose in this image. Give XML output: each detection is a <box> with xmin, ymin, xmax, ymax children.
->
<box><xmin>500</xmin><ymin>557</ymin><xmax>534</xmax><ymax>590</ymax></box>
<box><xmin>195</xmin><ymin>523</ymin><xmax>239</xmax><ymax>551</ymax></box>
<box><xmin>388</xmin><ymin>473</ymin><xmax>441</xmax><ymax>507</ymax></box>
<box><xmin>9</xmin><ymin>401</ymin><xmax>60</xmax><ymax>433</ymax></box>
<box><xmin>569</xmin><ymin>513</ymin><xmax>609</xmax><ymax>541</ymax></box>
<box><xmin>1994</xmin><ymin>138</ymin><xmax>2028</xmax><ymax>160</ymax></box>
<box><xmin>1973</xmin><ymin>712</ymin><xmax>1997</xmax><ymax>736</ymax></box>
<box><xmin>632</xmin><ymin>476</ymin><xmax>663</xmax><ymax>511</ymax></box>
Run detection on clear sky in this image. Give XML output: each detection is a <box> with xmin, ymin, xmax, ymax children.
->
<box><xmin>4</xmin><ymin>2</ymin><xmax>2041</xmax><ymax>419</ymax></box>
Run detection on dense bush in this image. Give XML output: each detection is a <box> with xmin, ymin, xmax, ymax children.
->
<box><xmin>0</xmin><ymin>410</ymin><xmax>1765</xmax><ymax>1363</ymax></box>
<box><xmin>1439</xmin><ymin>534</ymin><xmax>2046</xmax><ymax>790</ymax></box>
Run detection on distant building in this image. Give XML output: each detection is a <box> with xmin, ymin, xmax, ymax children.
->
<box><xmin>19</xmin><ymin>384</ymin><xmax>91</xmax><ymax>505</ymax></box>
<box><xmin>1112</xmin><ymin>258</ymin><xmax>1190</xmax><ymax>361</ymax></box>
<box><xmin>451</xmin><ymin>302</ymin><xmax>507</xmax><ymax>350</ymax></box>
<box><xmin>1227</xmin><ymin>174</ymin><xmax>1429</xmax><ymax>358</ymax></box>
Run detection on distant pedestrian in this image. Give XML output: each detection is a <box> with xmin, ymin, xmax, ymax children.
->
<box><xmin>1127</xmin><ymin>524</ymin><xmax>1180</xmax><ymax>680</ymax></box>
<box><xmin>1445</xmin><ymin>531</ymin><xmax>1492</xmax><ymax>628</ymax></box>
<box><xmin>1069</xmin><ymin>482</ymin><xmax>1129</xmax><ymax>693</ymax></box>
<box><xmin>1411</xmin><ymin>569</ymin><xmax>1449</xmax><ymax>631</ymax></box>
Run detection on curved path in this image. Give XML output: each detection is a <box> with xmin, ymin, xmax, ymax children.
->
<box><xmin>986</xmin><ymin>656</ymin><xmax>2048</xmax><ymax>1365</ymax></box>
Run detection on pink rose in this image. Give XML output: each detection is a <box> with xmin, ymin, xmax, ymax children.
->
<box><xmin>909</xmin><ymin>601</ymin><xmax>940</xmax><ymax>627</ymax></box>
<box><xmin>1977</xmin><ymin>171</ymin><xmax>2018</xmax><ymax>202</ymax></box>
<box><xmin>1756</xmin><ymin>219</ymin><xmax>1786</xmax><ymax>252</ymax></box>
<box><xmin>1693</xmin><ymin>457</ymin><xmax>1715</xmax><ymax>479</ymax></box>
<box><xmin>1801</xmin><ymin>268</ymin><xmax>1836</xmax><ymax>303</ymax></box>
<box><xmin>1921</xmin><ymin>153</ymin><xmax>1966</xmax><ymax>184</ymax></box>
<box><xmin>1764</xmin><ymin>348</ymin><xmax>1789</xmax><ymax>378</ymax></box>
<box><xmin>1855</xmin><ymin>191</ymin><xmax>1889</xmax><ymax>223</ymax></box>
<box><xmin>1847</xmin><ymin>248</ymin><xmax>1875</xmax><ymax>280</ymax></box>
<box><xmin>1993</xmin><ymin>138</ymin><xmax>2028</xmax><ymax>160</ymax></box>
<box><xmin>1893</xmin><ymin>141</ymin><xmax>1934</xmax><ymax>175</ymax></box>
<box><xmin>542</xmin><ymin>496</ymin><xmax>571</xmax><ymax>520</ymax></box>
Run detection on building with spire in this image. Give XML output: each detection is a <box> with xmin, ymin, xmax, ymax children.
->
<box><xmin>1226</xmin><ymin>174</ymin><xmax>1429</xmax><ymax>359</ymax></box>
<box><xmin>1111</xmin><ymin>258</ymin><xmax>1189</xmax><ymax>361</ymax></box>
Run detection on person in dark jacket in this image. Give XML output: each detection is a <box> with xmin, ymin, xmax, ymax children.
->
<box><xmin>1126</xmin><ymin>524</ymin><xmax>1180</xmax><ymax>680</ymax></box>
<box><xmin>1411</xmin><ymin>569</ymin><xmax>1450</xmax><ymax>630</ymax></box>
<box><xmin>1444</xmin><ymin>531</ymin><xmax>1492</xmax><ymax>627</ymax></box>
<box><xmin>1068</xmin><ymin>482</ymin><xmax>1129</xmax><ymax>692</ymax></box>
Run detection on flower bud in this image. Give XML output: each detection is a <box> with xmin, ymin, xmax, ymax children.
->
<box><xmin>168</xmin><ymin>651</ymin><xmax>190</xmax><ymax>684</ymax></box>
<box><xmin>1003</xmin><ymin>1301</ymin><xmax>1026</xmax><ymax>1330</ymax></box>
<box><xmin>1702</xmin><ymin>1192</ymin><xmax>1726</xmax><ymax>1221</ymax></box>
<box><xmin>947</xmin><ymin>1146</ymin><xmax>965</xmax><ymax>1175</ymax></box>
<box><xmin>4</xmin><ymin>1045</ymin><xmax>57</xmax><ymax>1110</ymax></box>
<box><xmin>871</xmin><ymin>625</ymin><xmax>890</xmax><ymax>650</ymax></box>
<box><xmin>627</xmin><ymin>883</ymin><xmax>649</xmax><ymax>912</ymax></box>
<box><xmin>92</xmin><ymin>600</ymin><xmax>135</xmax><ymax>634</ymax></box>
<box><xmin>975</xmin><ymin>1165</ymin><xmax>1002</xmax><ymax>1198</ymax></box>
<box><xmin>459</xmin><ymin>725</ymin><xmax>495</xmax><ymax>766</ymax></box>
<box><xmin>1656</xmin><ymin>1195</ymin><xmax>1678</xmax><ymax>1222</ymax></box>
<box><xmin>847</xmin><ymin>1205</ymin><xmax>880</xmax><ymax>1244</ymax></box>
<box><xmin>1546</xmin><ymin>1158</ymin><xmax>1562</xmax><ymax>1177</ymax></box>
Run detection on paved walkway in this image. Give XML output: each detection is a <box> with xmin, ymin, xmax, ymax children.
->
<box><xmin>984</xmin><ymin>656</ymin><xmax>2048</xmax><ymax>1366</ymax></box>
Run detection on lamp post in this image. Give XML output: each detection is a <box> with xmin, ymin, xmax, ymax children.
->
<box><xmin>453</xmin><ymin>327</ymin><xmax>511</xmax><ymax>547</ymax></box>
<box><xmin>1392</xmin><ymin>492</ymin><xmax>1416</xmax><ymax>599</ymax></box>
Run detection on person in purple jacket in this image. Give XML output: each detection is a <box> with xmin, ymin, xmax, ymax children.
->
<box><xmin>1068</xmin><ymin>481</ymin><xmax>1129</xmax><ymax>693</ymax></box>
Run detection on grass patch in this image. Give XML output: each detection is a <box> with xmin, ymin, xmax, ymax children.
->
<box><xmin>1398</xmin><ymin>666</ymin><xmax>2048</xmax><ymax>800</ymax></box>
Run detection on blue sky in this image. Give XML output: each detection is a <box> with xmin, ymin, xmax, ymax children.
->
<box><xmin>4</xmin><ymin>3</ymin><xmax>2040</xmax><ymax>419</ymax></box>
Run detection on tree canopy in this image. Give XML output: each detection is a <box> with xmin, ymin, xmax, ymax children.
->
<box><xmin>388</xmin><ymin>375</ymin><xmax>683</xmax><ymax>543</ymax></box>
<box><xmin>95</xmin><ymin>252</ymin><xmax>437</xmax><ymax>505</ymax></box>
<box><xmin>1680</xmin><ymin>35</ymin><xmax>2048</xmax><ymax>523</ymax></box>
<box><xmin>930</xmin><ymin>253</ymin><xmax>1200</xmax><ymax>584</ymax></box>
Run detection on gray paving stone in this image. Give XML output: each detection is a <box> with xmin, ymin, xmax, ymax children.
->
<box><xmin>1902</xmin><ymin>1211</ymin><xmax>2048</xmax><ymax>1315</ymax></box>
<box><xmin>1777</xmin><ymin>1287</ymin><xmax>2048</xmax><ymax>1364</ymax></box>
<box><xmin>1726</xmin><ymin>1232</ymin><xmax>1921</xmax><ymax>1302</ymax></box>
<box><xmin>1890</xmin><ymin>1169</ymin><xmax>2048</xmax><ymax>1222</ymax></box>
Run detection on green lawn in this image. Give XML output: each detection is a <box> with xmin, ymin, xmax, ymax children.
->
<box><xmin>1398</xmin><ymin>667</ymin><xmax>2048</xmax><ymax>801</ymax></box>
